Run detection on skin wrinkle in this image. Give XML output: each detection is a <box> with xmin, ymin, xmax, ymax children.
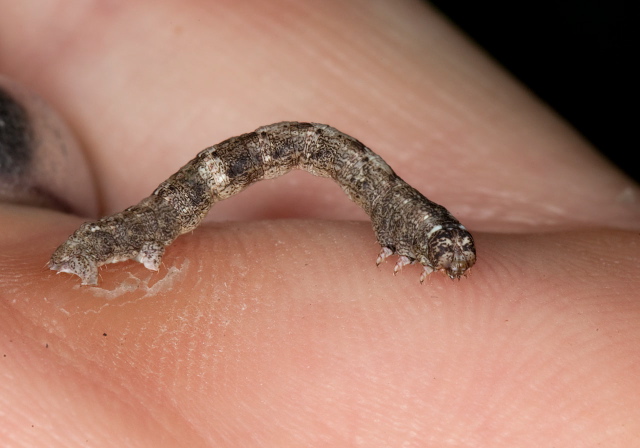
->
<box><xmin>49</xmin><ymin>122</ymin><xmax>476</xmax><ymax>286</ymax></box>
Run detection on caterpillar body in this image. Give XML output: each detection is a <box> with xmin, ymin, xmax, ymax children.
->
<box><xmin>50</xmin><ymin>122</ymin><xmax>476</xmax><ymax>285</ymax></box>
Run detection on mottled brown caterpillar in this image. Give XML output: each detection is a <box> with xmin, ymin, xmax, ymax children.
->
<box><xmin>50</xmin><ymin>122</ymin><xmax>476</xmax><ymax>285</ymax></box>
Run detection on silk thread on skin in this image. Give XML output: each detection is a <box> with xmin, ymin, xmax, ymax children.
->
<box><xmin>49</xmin><ymin>122</ymin><xmax>476</xmax><ymax>285</ymax></box>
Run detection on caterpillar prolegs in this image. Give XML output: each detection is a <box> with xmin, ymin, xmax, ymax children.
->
<box><xmin>50</xmin><ymin>122</ymin><xmax>476</xmax><ymax>285</ymax></box>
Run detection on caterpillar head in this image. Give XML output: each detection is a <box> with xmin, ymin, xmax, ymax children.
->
<box><xmin>422</xmin><ymin>225</ymin><xmax>476</xmax><ymax>279</ymax></box>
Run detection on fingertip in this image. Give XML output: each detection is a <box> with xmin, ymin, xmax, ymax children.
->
<box><xmin>0</xmin><ymin>75</ymin><xmax>99</xmax><ymax>217</ymax></box>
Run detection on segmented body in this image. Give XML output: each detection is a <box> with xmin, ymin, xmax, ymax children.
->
<box><xmin>49</xmin><ymin>122</ymin><xmax>476</xmax><ymax>285</ymax></box>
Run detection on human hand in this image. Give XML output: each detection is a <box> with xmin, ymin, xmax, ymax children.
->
<box><xmin>1</xmin><ymin>1</ymin><xmax>639</xmax><ymax>446</ymax></box>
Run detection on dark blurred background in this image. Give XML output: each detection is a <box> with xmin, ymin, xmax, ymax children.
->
<box><xmin>428</xmin><ymin>1</ymin><xmax>637</xmax><ymax>183</ymax></box>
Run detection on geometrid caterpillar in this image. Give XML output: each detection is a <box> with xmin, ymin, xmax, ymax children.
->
<box><xmin>50</xmin><ymin>122</ymin><xmax>476</xmax><ymax>285</ymax></box>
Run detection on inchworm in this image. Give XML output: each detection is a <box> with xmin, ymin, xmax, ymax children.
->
<box><xmin>50</xmin><ymin>122</ymin><xmax>476</xmax><ymax>285</ymax></box>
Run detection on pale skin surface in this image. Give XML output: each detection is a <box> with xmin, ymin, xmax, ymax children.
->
<box><xmin>1</xmin><ymin>0</ymin><xmax>640</xmax><ymax>446</ymax></box>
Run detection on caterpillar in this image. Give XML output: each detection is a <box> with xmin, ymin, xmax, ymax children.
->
<box><xmin>49</xmin><ymin>122</ymin><xmax>476</xmax><ymax>285</ymax></box>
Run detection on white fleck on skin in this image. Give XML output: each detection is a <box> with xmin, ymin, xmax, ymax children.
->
<box><xmin>49</xmin><ymin>122</ymin><xmax>476</xmax><ymax>285</ymax></box>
